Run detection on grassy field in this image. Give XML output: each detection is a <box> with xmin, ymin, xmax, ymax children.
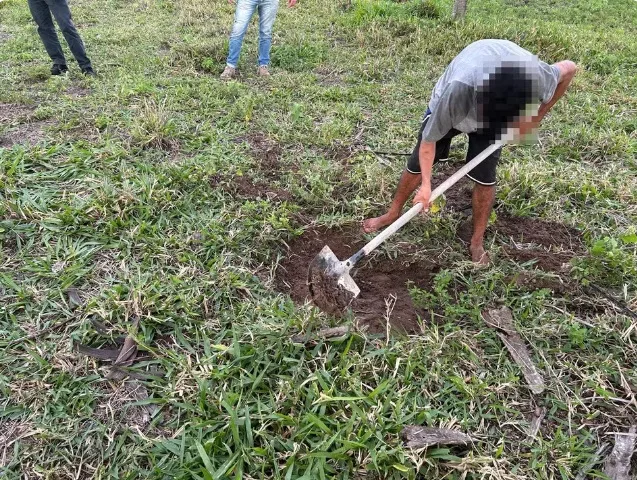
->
<box><xmin>1</xmin><ymin>0</ymin><xmax>637</xmax><ymax>477</ymax></box>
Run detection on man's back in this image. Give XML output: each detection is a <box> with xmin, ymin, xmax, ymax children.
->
<box><xmin>426</xmin><ymin>39</ymin><xmax>560</xmax><ymax>138</ymax></box>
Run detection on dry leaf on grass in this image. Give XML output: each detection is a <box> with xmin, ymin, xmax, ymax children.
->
<box><xmin>401</xmin><ymin>426</ymin><xmax>474</xmax><ymax>448</ymax></box>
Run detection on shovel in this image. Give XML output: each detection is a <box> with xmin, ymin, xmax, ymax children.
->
<box><xmin>308</xmin><ymin>141</ymin><xmax>505</xmax><ymax>315</ymax></box>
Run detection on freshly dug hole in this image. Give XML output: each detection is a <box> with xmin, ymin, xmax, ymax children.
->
<box><xmin>275</xmin><ymin>226</ymin><xmax>440</xmax><ymax>333</ymax></box>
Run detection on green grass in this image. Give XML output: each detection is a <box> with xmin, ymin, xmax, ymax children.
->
<box><xmin>1</xmin><ymin>0</ymin><xmax>636</xmax><ymax>478</ymax></box>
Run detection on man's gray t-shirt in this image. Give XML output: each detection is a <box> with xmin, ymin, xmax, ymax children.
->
<box><xmin>421</xmin><ymin>39</ymin><xmax>561</xmax><ymax>142</ymax></box>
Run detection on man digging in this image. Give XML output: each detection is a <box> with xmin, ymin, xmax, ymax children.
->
<box><xmin>363</xmin><ymin>39</ymin><xmax>576</xmax><ymax>265</ymax></box>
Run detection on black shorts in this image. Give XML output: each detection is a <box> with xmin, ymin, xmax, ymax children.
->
<box><xmin>406</xmin><ymin>111</ymin><xmax>502</xmax><ymax>185</ymax></box>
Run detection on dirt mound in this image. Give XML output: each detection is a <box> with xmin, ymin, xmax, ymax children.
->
<box><xmin>275</xmin><ymin>226</ymin><xmax>439</xmax><ymax>333</ymax></box>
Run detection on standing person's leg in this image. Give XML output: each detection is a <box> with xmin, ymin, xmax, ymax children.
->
<box><xmin>27</xmin><ymin>0</ymin><xmax>67</xmax><ymax>70</ymax></box>
<box><xmin>465</xmin><ymin>133</ymin><xmax>501</xmax><ymax>265</ymax></box>
<box><xmin>226</xmin><ymin>0</ymin><xmax>259</xmax><ymax>69</ymax></box>
<box><xmin>363</xmin><ymin>114</ymin><xmax>455</xmax><ymax>233</ymax></box>
<box><xmin>257</xmin><ymin>0</ymin><xmax>280</xmax><ymax>70</ymax></box>
<box><xmin>46</xmin><ymin>0</ymin><xmax>92</xmax><ymax>71</ymax></box>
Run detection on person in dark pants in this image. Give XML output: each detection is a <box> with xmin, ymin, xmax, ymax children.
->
<box><xmin>27</xmin><ymin>0</ymin><xmax>95</xmax><ymax>76</ymax></box>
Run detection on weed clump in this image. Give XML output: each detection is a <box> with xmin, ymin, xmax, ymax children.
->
<box><xmin>408</xmin><ymin>0</ymin><xmax>441</xmax><ymax>19</ymax></box>
<box><xmin>130</xmin><ymin>97</ymin><xmax>179</xmax><ymax>151</ymax></box>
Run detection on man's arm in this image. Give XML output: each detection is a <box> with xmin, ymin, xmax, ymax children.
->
<box><xmin>517</xmin><ymin>60</ymin><xmax>577</xmax><ymax>137</ymax></box>
<box><xmin>412</xmin><ymin>141</ymin><xmax>436</xmax><ymax>210</ymax></box>
<box><xmin>537</xmin><ymin>60</ymin><xmax>578</xmax><ymax>120</ymax></box>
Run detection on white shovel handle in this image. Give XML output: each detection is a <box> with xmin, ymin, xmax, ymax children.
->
<box><xmin>358</xmin><ymin>141</ymin><xmax>503</xmax><ymax>258</ymax></box>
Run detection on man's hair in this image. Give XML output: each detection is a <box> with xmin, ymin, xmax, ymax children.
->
<box><xmin>476</xmin><ymin>62</ymin><xmax>539</xmax><ymax>140</ymax></box>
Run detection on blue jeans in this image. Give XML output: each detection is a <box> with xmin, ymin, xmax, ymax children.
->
<box><xmin>226</xmin><ymin>0</ymin><xmax>280</xmax><ymax>68</ymax></box>
<box><xmin>27</xmin><ymin>0</ymin><xmax>92</xmax><ymax>69</ymax></box>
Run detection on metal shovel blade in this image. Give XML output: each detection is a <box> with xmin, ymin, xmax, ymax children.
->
<box><xmin>307</xmin><ymin>245</ymin><xmax>360</xmax><ymax>315</ymax></box>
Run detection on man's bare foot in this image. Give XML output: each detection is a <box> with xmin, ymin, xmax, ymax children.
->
<box><xmin>469</xmin><ymin>244</ymin><xmax>490</xmax><ymax>266</ymax></box>
<box><xmin>362</xmin><ymin>212</ymin><xmax>399</xmax><ymax>233</ymax></box>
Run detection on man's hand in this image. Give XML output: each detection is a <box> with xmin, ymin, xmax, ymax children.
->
<box><xmin>288</xmin><ymin>0</ymin><xmax>298</xmax><ymax>7</ymax></box>
<box><xmin>413</xmin><ymin>182</ymin><xmax>432</xmax><ymax>212</ymax></box>
<box><xmin>228</xmin><ymin>0</ymin><xmax>235</xmax><ymax>4</ymax></box>
<box><xmin>514</xmin><ymin>114</ymin><xmax>541</xmax><ymax>142</ymax></box>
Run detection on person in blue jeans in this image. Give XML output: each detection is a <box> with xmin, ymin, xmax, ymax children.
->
<box><xmin>221</xmin><ymin>0</ymin><xmax>297</xmax><ymax>79</ymax></box>
<box><xmin>27</xmin><ymin>0</ymin><xmax>94</xmax><ymax>76</ymax></box>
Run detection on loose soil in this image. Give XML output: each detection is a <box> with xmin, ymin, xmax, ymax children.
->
<box><xmin>457</xmin><ymin>211</ymin><xmax>584</xmax><ymax>273</ymax></box>
<box><xmin>274</xmin><ymin>214</ymin><xmax>588</xmax><ymax>330</ymax></box>
<box><xmin>493</xmin><ymin>214</ymin><xmax>584</xmax><ymax>252</ymax></box>
<box><xmin>431</xmin><ymin>160</ymin><xmax>473</xmax><ymax>213</ymax></box>
<box><xmin>275</xmin><ymin>226</ymin><xmax>440</xmax><ymax>333</ymax></box>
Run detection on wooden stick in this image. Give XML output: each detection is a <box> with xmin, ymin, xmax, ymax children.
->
<box><xmin>401</xmin><ymin>426</ymin><xmax>474</xmax><ymax>448</ymax></box>
<box><xmin>603</xmin><ymin>426</ymin><xmax>636</xmax><ymax>480</ymax></box>
<box><xmin>483</xmin><ymin>306</ymin><xmax>545</xmax><ymax>394</ymax></box>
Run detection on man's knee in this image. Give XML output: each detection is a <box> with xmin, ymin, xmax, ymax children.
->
<box><xmin>230</xmin><ymin>22</ymin><xmax>249</xmax><ymax>38</ymax></box>
<box><xmin>58</xmin><ymin>19</ymin><xmax>77</xmax><ymax>34</ymax></box>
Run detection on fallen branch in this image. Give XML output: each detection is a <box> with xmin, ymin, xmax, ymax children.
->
<box><xmin>526</xmin><ymin>407</ymin><xmax>546</xmax><ymax>440</ymax></box>
<box><xmin>483</xmin><ymin>306</ymin><xmax>545</xmax><ymax>394</ymax></box>
<box><xmin>603</xmin><ymin>426</ymin><xmax>636</xmax><ymax>480</ymax></box>
<box><xmin>401</xmin><ymin>426</ymin><xmax>474</xmax><ymax>449</ymax></box>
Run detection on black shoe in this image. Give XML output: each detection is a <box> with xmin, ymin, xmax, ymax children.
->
<box><xmin>51</xmin><ymin>64</ymin><xmax>69</xmax><ymax>76</ymax></box>
<box><xmin>81</xmin><ymin>67</ymin><xmax>96</xmax><ymax>76</ymax></box>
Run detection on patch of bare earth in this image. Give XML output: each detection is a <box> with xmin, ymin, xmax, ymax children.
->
<box><xmin>314</xmin><ymin>66</ymin><xmax>345</xmax><ymax>86</ymax></box>
<box><xmin>432</xmin><ymin>160</ymin><xmax>474</xmax><ymax>212</ymax></box>
<box><xmin>66</xmin><ymin>85</ymin><xmax>91</xmax><ymax>98</ymax></box>
<box><xmin>0</xmin><ymin>420</ymin><xmax>38</xmax><ymax>468</ymax></box>
<box><xmin>94</xmin><ymin>380</ymin><xmax>158</xmax><ymax>432</ymax></box>
<box><xmin>457</xmin><ymin>212</ymin><xmax>584</xmax><ymax>273</ymax></box>
<box><xmin>0</xmin><ymin>103</ymin><xmax>55</xmax><ymax>147</ymax></box>
<box><xmin>274</xmin><ymin>226</ymin><xmax>440</xmax><ymax>334</ymax></box>
<box><xmin>0</xmin><ymin>103</ymin><xmax>33</xmax><ymax>123</ymax></box>
<box><xmin>234</xmin><ymin>131</ymin><xmax>283</xmax><ymax>177</ymax></box>
<box><xmin>212</xmin><ymin>132</ymin><xmax>294</xmax><ymax>200</ymax></box>
<box><xmin>209</xmin><ymin>173</ymin><xmax>291</xmax><ymax>202</ymax></box>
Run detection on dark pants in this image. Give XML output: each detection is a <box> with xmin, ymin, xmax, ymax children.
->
<box><xmin>27</xmin><ymin>0</ymin><xmax>92</xmax><ymax>69</ymax></box>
